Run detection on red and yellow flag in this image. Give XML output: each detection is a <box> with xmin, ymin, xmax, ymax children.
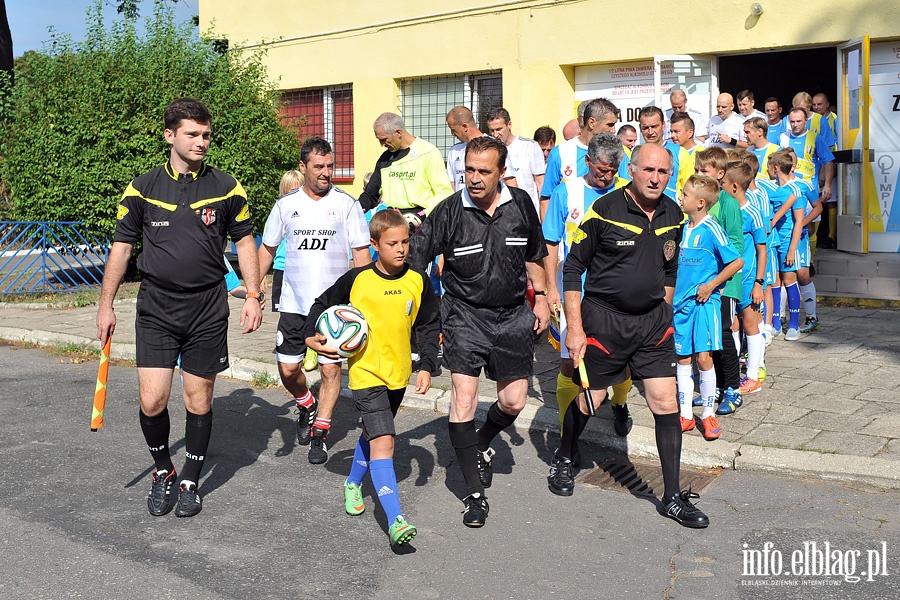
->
<box><xmin>91</xmin><ymin>337</ymin><xmax>111</xmax><ymax>431</ymax></box>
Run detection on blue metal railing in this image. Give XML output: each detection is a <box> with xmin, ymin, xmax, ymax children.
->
<box><xmin>0</xmin><ymin>222</ymin><xmax>110</xmax><ymax>294</ymax></box>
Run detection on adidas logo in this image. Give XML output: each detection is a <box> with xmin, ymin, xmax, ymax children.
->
<box><xmin>377</xmin><ymin>486</ymin><xmax>394</xmax><ymax>497</ymax></box>
<box><xmin>356</xmin><ymin>460</ymin><xmax>368</xmax><ymax>468</ymax></box>
<box><xmin>291</xmin><ymin>211</ymin><xmax>300</xmax><ymax>218</ymax></box>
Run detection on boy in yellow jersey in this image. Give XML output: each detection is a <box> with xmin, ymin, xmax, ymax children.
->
<box><xmin>304</xmin><ymin>210</ymin><xmax>439</xmax><ymax>547</ymax></box>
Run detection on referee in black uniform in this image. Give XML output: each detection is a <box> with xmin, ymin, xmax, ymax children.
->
<box><xmin>554</xmin><ymin>143</ymin><xmax>709</xmax><ymax>528</ymax></box>
<box><xmin>96</xmin><ymin>98</ymin><xmax>263</xmax><ymax>518</ymax></box>
<box><xmin>409</xmin><ymin>136</ymin><xmax>550</xmax><ymax>528</ymax></box>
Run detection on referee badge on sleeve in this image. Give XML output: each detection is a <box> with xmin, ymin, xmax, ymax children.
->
<box><xmin>663</xmin><ymin>240</ymin><xmax>676</xmax><ymax>261</ymax></box>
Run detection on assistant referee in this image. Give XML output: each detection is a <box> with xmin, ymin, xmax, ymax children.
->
<box><xmin>555</xmin><ymin>143</ymin><xmax>709</xmax><ymax>528</ymax></box>
<box><xmin>96</xmin><ymin>98</ymin><xmax>263</xmax><ymax>518</ymax></box>
<box><xmin>409</xmin><ymin>136</ymin><xmax>550</xmax><ymax>528</ymax></box>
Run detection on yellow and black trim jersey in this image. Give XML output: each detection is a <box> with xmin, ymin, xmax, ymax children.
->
<box><xmin>563</xmin><ymin>187</ymin><xmax>684</xmax><ymax>315</ymax></box>
<box><xmin>304</xmin><ymin>263</ymin><xmax>439</xmax><ymax>391</ymax></box>
<box><xmin>114</xmin><ymin>162</ymin><xmax>254</xmax><ymax>292</ymax></box>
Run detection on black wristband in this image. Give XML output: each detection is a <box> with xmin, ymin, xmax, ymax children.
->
<box><xmin>755</xmin><ymin>278</ymin><xmax>764</xmax><ymax>285</ymax></box>
<box><xmin>729</xmin><ymin>138</ymin><xmax>738</xmax><ymax>147</ymax></box>
<box><xmin>533</xmin><ymin>289</ymin><xmax>547</xmax><ymax>296</ymax></box>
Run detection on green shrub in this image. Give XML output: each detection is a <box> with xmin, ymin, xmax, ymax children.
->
<box><xmin>0</xmin><ymin>0</ymin><xmax>298</xmax><ymax>235</ymax></box>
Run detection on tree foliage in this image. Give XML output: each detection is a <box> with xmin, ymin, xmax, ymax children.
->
<box><xmin>115</xmin><ymin>0</ymin><xmax>178</xmax><ymax>20</ymax></box>
<box><xmin>0</xmin><ymin>0</ymin><xmax>299</xmax><ymax>235</ymax></box>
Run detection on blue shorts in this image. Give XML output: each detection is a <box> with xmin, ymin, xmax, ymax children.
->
<box><xmin>798</xmin><ymin>235</ymin><xmax>811</xmax><ymax>269</ymax></box>
<box><xmin>765</xmin><ymin>239</ymin><xmax>778</xmax><ymax>285</ymax></box>
<box><xmin>738</xmin><ymin>262</ymin><xmax>764</xmax><ymax>312</ymax></box>
<box><xmin>777</xmin><ymin>243</ymin><xmax>801</xmax><ymax>273</ymax></box>
<box><xmin>673</xmin><ymin>297</ymin><xmax>722</xmax><ymax>356</ymax></box>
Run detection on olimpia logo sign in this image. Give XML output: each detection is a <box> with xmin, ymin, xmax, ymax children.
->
<box><xmin>741</xmin><ymin>540</ymin><xmax>890</xmax><ymax>586</ymax></box>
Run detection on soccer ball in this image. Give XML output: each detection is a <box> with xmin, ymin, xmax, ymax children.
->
<box><xmin>398</xmin><ymin>209</ymin><xmax>424</xmax><ymax>234</ymax></box>
<box><xmin>315</xmin><ymin>305</ymin><xmax>368</xmax><ymax>358</ymax></box>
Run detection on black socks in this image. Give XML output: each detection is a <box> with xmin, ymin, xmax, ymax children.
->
<box><xmin>448</xmin><ymin>420</ymin><xmax>482</xmax><ymax>496</ymax></box>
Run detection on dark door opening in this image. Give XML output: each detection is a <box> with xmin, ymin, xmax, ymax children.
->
<box><xmin>718</xmin><ymin>47</ymin><xmax>837</xmax><ymax>113</ymax></box>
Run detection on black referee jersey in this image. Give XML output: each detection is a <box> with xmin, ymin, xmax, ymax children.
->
<box><xmin>114</xmin><ymin>162</ymin><xmax>254</xmax><ymax>292</ymax></box>
<box><xmin>563</xmin><ymin>187</ymin><xmax>684</xmax><ymax>315</ymax></box>
<box><xmin>409</xmin><ymin>184</ymin><xmax>547</xmax><ymax>307</ymax></box>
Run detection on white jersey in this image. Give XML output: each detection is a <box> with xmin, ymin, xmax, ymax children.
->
<box><xmin>664</xmin><ymin>106</ymin><xmax>709</xmax><ymax>142</ymax></box>
<box><xmin>261</xmin><ymin>186</ymin><xmax>369</xmax><ymax>315</ymax></box>
<box><xmin>505</xmin><ymin>135</ymin><xmax>546</xmax><ymax>211</ymax></box>
<box><xmin>706</xmin><ymin>113</ymin><xmax>746</xmax><ymax>148</ymax></box>
<box><xmin>740</xmin><ymin>109</ymin><xmax>767</xmax><ymax>122</ymax></box>
<box><xmin>446</xmin><ymin>135</ymin><xmax>515</xmax><ymax>190</ymax></box>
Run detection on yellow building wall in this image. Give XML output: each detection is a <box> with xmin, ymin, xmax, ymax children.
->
<box><xmin>199</xmin><ymin>0</ymin><xmax>897</xmax><ymax>197</ymax></box>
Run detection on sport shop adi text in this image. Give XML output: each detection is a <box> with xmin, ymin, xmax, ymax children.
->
<box><xmin>742</xmin><ymin>541</ymin><xmax>889</xmax><ymax>584</ymax></box>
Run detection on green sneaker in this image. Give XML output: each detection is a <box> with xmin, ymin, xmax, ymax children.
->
<box><xmin>344</xmin><ymin>482</ymin><xmax>365</xmax><ymax>516</ymax></box>
<box><xmin>302</xmin><ymin>348</ymin><xmax>319</xmax><ymax>371</ymax></box>
<box><xmin>388</xmin><ymin>516</ymin><xmax>417</xmax><ymax>547</ymax></box>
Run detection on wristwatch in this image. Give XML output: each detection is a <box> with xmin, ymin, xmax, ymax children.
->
<box><xmin>533</xmin><ymin>289</ymin><xmax>547</xmax><ymax>296</ymax></box>
<box><xmin>754</xmin><ymin>278</ymin><xmax>764</xmax><ymax>285</ymax></box>
<box><xmin>247</xmin><ymin>291</ymin><xmax>266</xmax><ymax>304</ymax></box>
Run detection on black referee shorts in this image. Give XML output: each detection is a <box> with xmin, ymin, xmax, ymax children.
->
<box><xmin>271</xmin><ymin>268</ymin><xmax>284</xmax><ymax>312</ymax></box>
<box><xmin>441</xmin><ymin>295</ymin><xmax>535</xmax><ymax>382</ymax></box>
<box><xmin>576</xmin><ymin>299</ymin><xmax>676</xmax><ymax>389</ymax></box>
<box><xmin>135</xmin><ymin>280</ymin><xmax>229</xmax><ymax>376</ymax></box>
<box><xmin>353</xmin><ymin>386</ymin><xmax>405</xmax><ymax>440</ymax></box>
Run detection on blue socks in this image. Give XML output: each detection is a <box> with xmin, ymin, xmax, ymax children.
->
<box><xmin>347</xmin><ymin>435</ymin><xmax>371</xmax><ymax>486</ymax></box>
<box><xmin>786</xmin><ymin>282</ymin><xmax>801</xmax><ymax>330</ymax></box>
<box><xmin>370</xmin><ymin>458</ymin><xmax>402</xmax><ymax>524</ymax></box>
<box><xmin>771</xmin><ymin>286</ymin><xmax>782</xmax><ymax>332</ymax></box>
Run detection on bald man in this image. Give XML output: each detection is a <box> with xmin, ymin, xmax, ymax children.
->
<box><xmin>562</xmin><ymin>118</ymin><xmax>581</xmax><ymax>141</ymax></box>
<box><xmin>664</xmin><ymin>89</ymin><xmax>708</xmax><ymax>143</ymax></box>
<box><xmin>446</xmin><ymin>106</ymin><xmax>516</xmax><ymax>191</ymax></box>
<box><xmin>706</xmin><ymin>93</ymin><xmax>748</xmax><ymax>149</ymax></box>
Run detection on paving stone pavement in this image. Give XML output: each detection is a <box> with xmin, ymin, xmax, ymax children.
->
<box><xmin>3</xmin><ymin>298</ymin><xmax>900</xmax><ymax>488</ymax></box>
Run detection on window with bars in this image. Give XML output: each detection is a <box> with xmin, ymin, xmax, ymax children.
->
<box><xmin>400</xmin><ymin>72</ymin><xmax>503</xmax><ymax>158</ymax></box>
<box><xmin>280</xmin><ymin>86</ymin><xmax>354</xmax><ymax>180</ymax></box>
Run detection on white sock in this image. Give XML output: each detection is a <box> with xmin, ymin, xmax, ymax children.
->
<box><xmin>799</xmin><ymin>283</ymin><xmax>817</xmax><ymax>319</ymax></box>
<box><xmin>699</xmin><ymin>368</ymin><xmax>717</xmax><ymax>418</ymax></box>
<box><xmin>746</xmin><ymin>333</ymin><xmax>764</xmax><ymax>381</ymax></box>
<box><xmin>780</xmin><ymin>285</ymin><xmax>788</xmax><ymax>318</ymax></box>
<box><xmin>676</xmin><ymin>363</ymin><xmax>694</xmax><ymax>420</ymax></box>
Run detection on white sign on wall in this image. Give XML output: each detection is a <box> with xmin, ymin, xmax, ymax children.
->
<box><xmin>574</xmin><ymin>59</ymin><xmax>713</xmax><ymax>130</ymax></box>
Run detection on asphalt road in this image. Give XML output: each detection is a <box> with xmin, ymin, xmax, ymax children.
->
<box><xmin>1</xmin><ymin>343</ymin><xmax>898</xmax><ymax>600</ymax></box>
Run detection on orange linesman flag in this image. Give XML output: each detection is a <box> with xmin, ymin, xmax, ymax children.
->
<box><xmin>91</xmin><ymin>337</ymin><xmax>112</xmax><ymax>431</ymax></box>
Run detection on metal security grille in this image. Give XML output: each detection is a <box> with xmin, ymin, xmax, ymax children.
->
<box><xmin>280</xmin><ymin>86</ymin><xmax>354</xmax><ymax>180</ymax></box>
<box><xmin>579</xmin><ymin>454</ymin><xmax>721</xmax><ymax>498</ymax></box>
<box><xmin>400</xmin><ymin>72</ymin><xmax>503</xmax><ymax>158</ymax></box>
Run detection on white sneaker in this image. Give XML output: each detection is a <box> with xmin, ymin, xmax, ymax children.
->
<box><xmin>784</xmin><ymin>327</ymin><xmax>800</xmax><ymax>341</ymax></box>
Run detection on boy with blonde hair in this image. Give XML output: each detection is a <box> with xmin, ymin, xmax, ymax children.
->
<box><xmin>675</xmin><ymin>175</ymin><xmax>743</xmax><ymax>439</ymax></box>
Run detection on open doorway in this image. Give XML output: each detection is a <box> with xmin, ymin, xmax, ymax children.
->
<box><xmin>718</xmin><ymin>46</ymin><xmax>837</xmax><ymax>113</ymax></box>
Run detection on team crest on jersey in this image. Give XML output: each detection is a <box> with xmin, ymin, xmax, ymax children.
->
<box><xmin>563</xmin><ymin>165</ymin><xmax>573</xmax><ymax>177</ymax></box>
<box><xmin>199</xmin><ymin>208</ymin><xmax>216</xmax><ymax>227</ymax></box>
<box><xmin>663</xmin><ymin>239</ymin><xmax>677</xmax><ymax>261</ymax></box>
<box><xmin>327</xmin><ymin>209</ymin><xmax>340</xmax><ymax>222</ymax></box>
<box><xmin>568</xmin><ymin>208</ymin><xmax>581</xmax><ymax>221</ymax></box>
<box><xmin>235</xmin><ymin>205</ymin><xmax>251</xmax><ymax>222</ymax></box>
<box><xmin>116</xmin><ymin>205</ymin><xmax>129</xmax><ymax>220</ymax></box>
<box><xmin>571</xmin><ymin>228</ymin><xmax>587</xmax><ymax>244</ymax></box>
